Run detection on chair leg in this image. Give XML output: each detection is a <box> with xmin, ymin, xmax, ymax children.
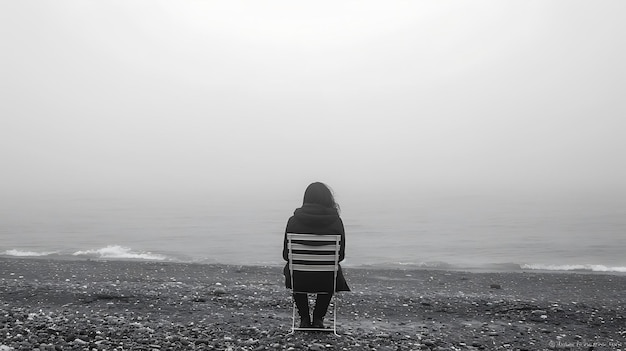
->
<box><xmin>333</xmin><ymin>294</ymin><xmax>338</xmax><ymax>335</ymax></box>
<box><xmin>291</xmin><ymin>296</ymin><xmax>296</xmax><ymax>334</ymax></box>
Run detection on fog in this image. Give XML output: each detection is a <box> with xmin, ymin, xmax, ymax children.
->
<box><xmin>1</xmin><ymin>1</ymin><xmax>625</xmax><ymax>203</ymax></box>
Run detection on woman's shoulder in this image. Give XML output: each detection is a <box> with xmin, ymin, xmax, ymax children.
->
<box><xmin>285</xmin><ymin>215</ymin><xmax>300</xmax><ymax>229</ymax></box>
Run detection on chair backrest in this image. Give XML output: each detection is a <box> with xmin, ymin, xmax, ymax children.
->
<box><xmin>286</xmin><ymin>233</ymin><xmax>341</xmax><ymax>293</ymax></box>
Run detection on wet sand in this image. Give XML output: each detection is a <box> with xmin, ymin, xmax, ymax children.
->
<box><xmin>0</xmin><ymin>257</ymin><xmax>624</xmax><ymax>350</ymax></box>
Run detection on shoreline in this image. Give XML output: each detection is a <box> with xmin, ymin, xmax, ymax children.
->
<box><xmin>1</xmin><ymin>257</ymin><xmax>625</xmax><ymax>350</ymax></box>
<box><xmin>2</xmin><ymin>254</ymin><xmax>625</xmax><ymax>276</ymax></box>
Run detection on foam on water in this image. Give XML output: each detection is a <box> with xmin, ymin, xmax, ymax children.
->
<box><xmin>521</xmin><ymin>263</ymin><xmax>626</xmax><ymax>273</ymax></box>
<box><xmin>72</xmin><ymin>245</ymin><xmax>167</xmax><ymax>261</ymax></box>
<box><xmin>2</xmin><ymin>249</ymin><xmax>57</xmax><ymax>257</ymax></box>
<box><xmin>3</xmin><ymin>246</ymin><xmax>626</xmax><ymax>274</ymax></box>
<box><xmin>1</xmin><ymin>246</ymin><xmax>168</xmax><ymax>261</ymax></box>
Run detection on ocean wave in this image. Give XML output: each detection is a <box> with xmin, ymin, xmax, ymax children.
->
<box><xmin>352</xmin><ymin>261</ymin><xmax>626</xmax><ymax>274</ymax></box>
<box><xmin>397</xmin><ymin>261</ymin><xmax>455</xmax><ymax>269</ymax></box>
<box><xmin>72</xmin><ymin>245</ymin><xmax>167</xmax><ymax>261</ymax></box>
<box><xmin>521</xmin><ymin>263</ymin><xmax>626</xmax><ymax>273</ymax></box>
<box><xmin>351</xmin><ymin>261</ymin><xmax>457</xmax><ymax>270</ymax></box>
<box><xmin>2</xmin><ymin>249</ymin><xmax>57</xmax><ymax>257</ymax></box>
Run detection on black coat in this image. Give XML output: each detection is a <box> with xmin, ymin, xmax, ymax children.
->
<box><xmin>282</xmin><ymin>203</ymin><xmax>350</xmax><ymax>292</ymax></box>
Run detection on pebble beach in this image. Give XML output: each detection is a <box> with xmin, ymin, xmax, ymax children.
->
<box><xmin>1</xmin><ymin>257</ymin><xmax>624</xmax><ymax>351</ymax></box>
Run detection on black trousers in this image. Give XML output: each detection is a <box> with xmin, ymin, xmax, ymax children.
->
<box><xmin>293</xmin><ymin>292</ymin><xmax>333</xmax><ymax>321</ymax></box>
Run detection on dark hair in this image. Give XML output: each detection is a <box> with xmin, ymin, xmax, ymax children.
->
<box><xmin>303</xmin><ymin>182</ymin><xmax>340</xmax><ymax>213</ymax></box>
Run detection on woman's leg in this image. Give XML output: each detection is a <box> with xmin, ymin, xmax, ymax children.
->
<box><xmin>312</xmin><ymin>293</ymin><xmax>333</xmax><ymax>328</ymax></box>
<box><xmin>293</xmin><ymin>293</ymin><xmax>311</xmax><ymax>327</ymax></box>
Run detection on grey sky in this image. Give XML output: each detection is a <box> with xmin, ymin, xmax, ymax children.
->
<box><xmin>1</xmin><ymin>1</ymin><xmax>625</xmax><ymax>199</ymax></box>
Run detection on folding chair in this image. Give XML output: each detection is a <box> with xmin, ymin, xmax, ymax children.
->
<box><xmin>286</xmin><ymin>233</ymin><xmax>341</xmax><ymax>335</ymax></box>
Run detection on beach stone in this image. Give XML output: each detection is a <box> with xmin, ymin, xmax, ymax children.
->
<box><xmin>194</xmin><ymin>339</ymin><xmax>210</xmax><ymax>345</ymax></box>
<box><xmin>423</xmin><ymin>339</ymin><xmax>436</xmax><ymax>346</ymax></box>
<box><xmin>213</xmin><ymin>288</ymin><xmax>227</xmax><ymax>296</ymax></box>
<box><xmin>73</xmin><ymin>338</ymin><xmax>88</xmax><ymax>345</ymax></box>
<box><xmin>309</xmin><ymin>343</ymin><xmax>325</xmax><ymax>351</ymax></box>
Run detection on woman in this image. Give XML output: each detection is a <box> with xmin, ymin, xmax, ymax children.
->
<box><xmin>282</xmin><ymin>182</ymin><xmax>350</xmax><ymax>329</ymax></box>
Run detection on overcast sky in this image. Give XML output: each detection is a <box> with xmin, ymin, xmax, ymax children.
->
<box><xmin>1</xmin><ymin>1</ymin><xmax>625</xmax><ymax>200</ymax></box>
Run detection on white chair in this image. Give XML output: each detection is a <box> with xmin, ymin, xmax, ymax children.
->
<box><xmin>286</xmin><ymin>233</ymin><xmax>341</xmax><ymax>335</ymax></box>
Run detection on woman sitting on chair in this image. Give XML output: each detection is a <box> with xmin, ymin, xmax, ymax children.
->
<box><xmin>282</xmin><ymin>182</ymin><xmax>350</xmax><ymax>329</ymax></box>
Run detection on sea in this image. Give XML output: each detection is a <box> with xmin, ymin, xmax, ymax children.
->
<box><xmin>2</xmin><ymin>189</ymin><xmax>625</xmax><ymax>274</ymax></box>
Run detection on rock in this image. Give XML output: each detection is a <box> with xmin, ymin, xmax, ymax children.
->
<box><xmin>213</xmin><ymin>288</ymin><xmax>227</xmax><ymax>296</ymax></box>
<box><xmin>309</xmin><ymin>344</ymin><xmax>325</xmax><ymax>351</ymax></box>
<box><xmin>0</xmin><ymin>346</ymin><xmax>14</xmax><ymax>351</ymax></box>
<box><xmin>73</xmin><ymin>338</ymin><xmax>88</xmax><ymax>345</ymax></box>
<box><xmin>423</xmin><ymin>339</ymin><xmax>436</xmax><ymax>346</ymax></box>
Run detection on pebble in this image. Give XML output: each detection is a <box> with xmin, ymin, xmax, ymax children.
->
<box><xmin>213</xmin><ymin>288</ymin><xmax>227</xmax><ymax>296</ymax></box>
<box><xmin>73</xmin><ymin>338</ymin><xmax>88</xmax><ymax>345</ymax></box>
<box><xmin>309</xmin><ymin>343</ymin><xmax>325</xmax><ymax>351</ymax></box>
<box><xmin>423</xmin><ymin>339</ymin><xmax>435</xmax><ymax>346</ymax></box>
